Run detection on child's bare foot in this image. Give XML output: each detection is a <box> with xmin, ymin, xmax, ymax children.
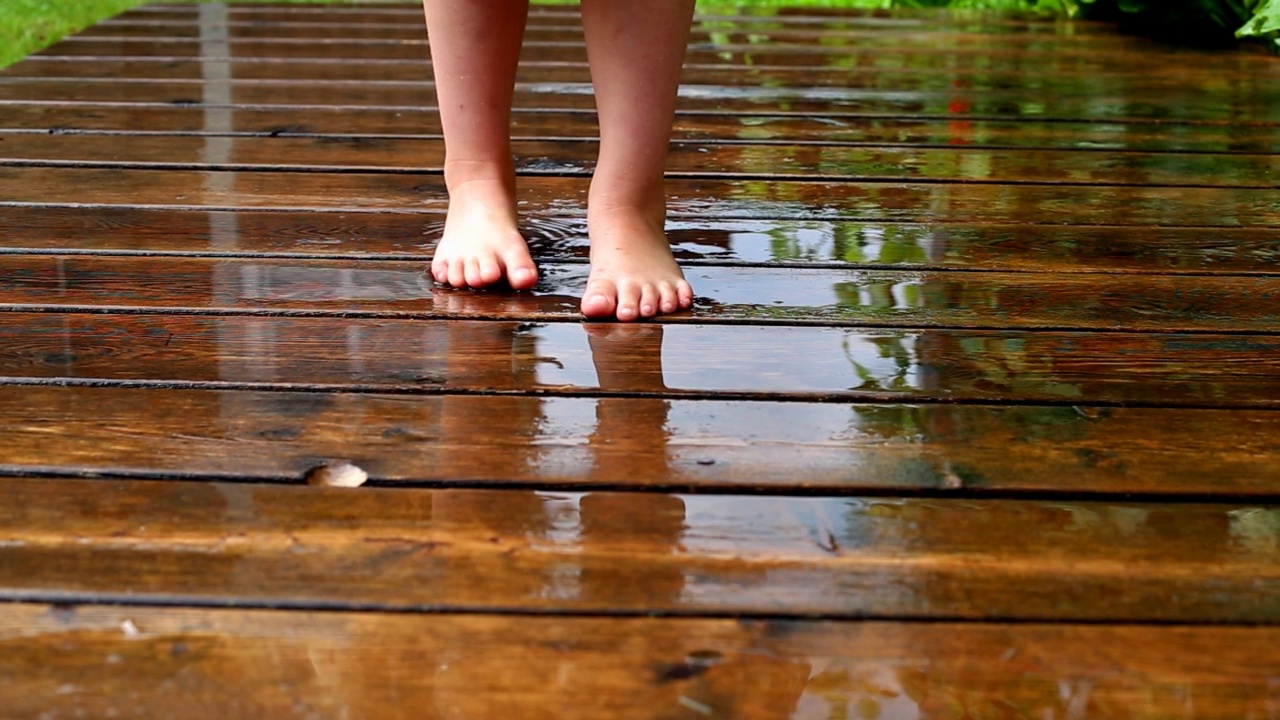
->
<box><xmin>430</xmin><ymin>175</ymin><xmax>539</xmax><ymax>291</ymax></box>
<box><xmin>581</xmin><ymin>207</ymin><xmax>694</xmax><ymax>322</ymax></box>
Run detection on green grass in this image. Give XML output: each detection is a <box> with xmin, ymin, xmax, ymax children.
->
<box><xmin>1</xmin><ymin>0</ymin><xmax>149</xmax><ymax>67</ymax></box>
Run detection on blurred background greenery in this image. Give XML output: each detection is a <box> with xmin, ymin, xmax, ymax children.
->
<box><xmin>1</xmin><ymin>0</ymin><xmax>1277</xmax><ymax>67</ymax></box>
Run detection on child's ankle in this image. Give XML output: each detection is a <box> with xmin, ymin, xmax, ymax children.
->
<box><xmin>587</xmin><ymin>190</ymin><xmax>667</xmax><ymax>231</ymax></box>
<box><xmin>444</xmin><ymin>157</ymin><xmax>517</xmax><ymax>195</ymax></box>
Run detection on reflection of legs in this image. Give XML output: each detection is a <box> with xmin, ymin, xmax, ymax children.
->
<box><xmin>579</xmin><ymin>0</ymin><xmax>696</xmax><ymax>321</ymax></box>
<box><xmin>586</xmin><ymin>324</ymin><xmax>672</xmax><ymax>483</ymax></box>
<box><xmin>585</xmin><ymin>324</ymin><xmax>667</xmax><ymax>393</ymax></box>
<box><xmin>582</xmin><ymin>324</ymin><xmax>685</xmax><ymax>602</ymax></box>
<box><xmin>423</xmin><ymin>0</ymin><xmax>538</xmax><ymax>290</ymax></box>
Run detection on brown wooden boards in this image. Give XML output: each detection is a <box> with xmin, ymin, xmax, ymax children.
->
<box><xmin>6</xmin><ymin>104</ymin><xmax>1280</xmax><ymax>153</ymax></box>
<box><xmin>4</xmin><ymin>169</ymin><xmax>1279</xmax><ymax>227</ymax></box>
<box><xmin>16</xmin><ymin>54</ymin><xmax>1280</xmax><ymax>92</ymax></box>
<box><xmin>4</xmin><ymin>207</ymin><xmax>1278</xmax><ymax>275</ymax></box>
<box><xmin>0</xmin><ymin>477</ymin><xmax>1278</xmax><ymax>620</ymax></box>
<box><xmin>3</xmin><ymin>386</ymin><xmax>1279</xmax><ymax>495</ymax></box>
<box><xmin>3</xmin><ymin>312</ymin><xmax>1280</xmax><ymax>408</ymax></box>
<box><xmin>6</xmin><ymin>77</ymin><xmax>1278</xmax><ymax>123</ymax></box>
<box><xmin>4</xmin><ymin>255</ymin><xmax>1280</xmax><ymax>332</ymax></box>
<box><xmin>4</xmin><ymin>2</ymin><xmax>1280</xmax><ymax>714</ymax></box>
<box><xmin>4</xmin><ymin>133</ymin><xmax>1277</xmax><ymax>187</ymax></box>
<box><xmin>5</xmin><ymin>603</ymin><xmax>1279</xmax><ymax>719</ymax></box>
<box><xmin>36</xmin><ymin>35</ymin><xmax>1280</xmax><ymax>79</ymax></box>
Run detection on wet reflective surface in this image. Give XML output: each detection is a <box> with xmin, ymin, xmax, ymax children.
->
<box><xmin>5</xmin><ymin>312</ymin><xmax>1280</xmax><ymax>407</ymax></box>
<box><xmin>0</xmin><ymin>477</ymin><xmax>1278</xmax><ymax>617</ymax></box>
<box><xmin>6</xmin><ymin>602</ymin><xmax>1280</xmax><ymax>719</ymax></box>
<box><xmin>4</xmin><ymin>2</ymin><xmax>1280</xmax><ymax>717</ymax></box>
<box><xmin>6</xmin><ymin>133</ymin><xmax>1278</xmax><ymax>187</ymax></box>
<box><xmin>3</xmin><ymin>255</ymin><xmax>1278</xmax><ymax>332</ymax></box>
<box><xmin>3</xmin><ymin>207</ymin><xmax>1279</xmax><ymax>274</ymax></box>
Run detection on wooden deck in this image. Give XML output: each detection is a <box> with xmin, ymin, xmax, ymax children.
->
<box><xmin>2</xmin><ymin>3</ymin><xmax>1280</xmax><ymax>717</ymax></box>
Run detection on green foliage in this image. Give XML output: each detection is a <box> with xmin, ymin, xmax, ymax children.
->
<box><xmin>1078</xmin><ymin>0</ymin><xmax>1280</xmax><ymax>48</ymax></box>
<box><xmin>704</xmin><ymin>0</ymin><xmax>1280</xmax><ymax>48</ymax></box>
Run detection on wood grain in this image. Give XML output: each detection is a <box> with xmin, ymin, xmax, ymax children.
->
<box><xmin>73</xmin><ymin>18</ymin><xmax>1274</xmax><ymax>64</ymax></box>
<box><xmin>7</xmin><ymin>103</ymin><xmax>1280</xmax><ymax>154</ymax></box>
<box><xmin>4</xmin><ymin>3</ymin><xmax>1280</xmax><ymax>715</ymax></box>
<box><xmin>4</xmin><ymin>169</ymin><xmax>1279</xmax><ymax>228</ymax></box>
<box><xmin>40</xmin><ymin>35</ymin><xmax>1278</xmax><ymax>78</ymax></box>
<box><xmin>5</xmin><ymin>78</ymin><xmax>1277</xmax><ymax>123</ymax></box>
<box><xmin>18</xmin><ymin>54</ymin><xmax>1280</xmax><ymax>95</ymax></box>
<box><xmin>3</xmin><ymin>255</ymin><xmax>1279</xmax><ymax>333</ymax></box>
<box><xmin>3</xmin><ymin>312</ymin><xmax>1280</xmax><ymax>408</ymax></box>
<box><xmin>108</xmin><ymin>7</ymin><xmax>1123</xmax><ymax>32</ymax></box>
<box><xmin>2</xmin><ymin>385</ymin><xmax>1278</xmax><ymax>495</ymax></box>
<box><xmin>5</xmin><ymin>133</ymin><xmax>1276</xmax><ymax>188</ymax></box>
<box><xmin>5</xmin><ymin>207</ymin><xmax>1278</xmax><ymax>276</ymax></box>
<box><xmin>0</xmin><ymin>477</ymin><xmax>1278</xmax><ymax>620</ymax></box>
<box><xmin>5</xmin><ymin>603</ymin><xmax>1279</xmax><ymax>720</ymax></box>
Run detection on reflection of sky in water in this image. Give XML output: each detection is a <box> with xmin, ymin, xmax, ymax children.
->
<box><xmin>530</xmin><ymin>324</ymin><xmax>922</xmax><ymax>393</ymax></box>
<box><xmin>528</xmin><ymin>398</ymin><xmax>894</xmax><ymax>480</ymax></box>
<box><xmin>688</xmin><ymin>267</ymin><xmax>842</xmax><ymax>307</ymax></box>
<box><xmin>236</xmin><ymin>265</ymin><xmax>432</xmax><ymax>301</ymax></box>
<box><xmin>516</xmin><ymin>82</ymin><xmax>929</xmax><ymax>102</ymax></box>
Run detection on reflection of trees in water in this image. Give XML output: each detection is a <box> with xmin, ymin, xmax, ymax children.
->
<box><xmin>843</xmin><ymin>332</ymin><xmax>920</xmax><ymax>393</ymax></box>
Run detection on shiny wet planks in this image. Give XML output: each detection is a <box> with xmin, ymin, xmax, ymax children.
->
<box><xmin>1</xmin><ymin>3</ymin><xmax>1279</xmax><ymax>718</ymax></box>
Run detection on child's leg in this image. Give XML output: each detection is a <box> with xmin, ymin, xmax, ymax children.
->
<box><xmin>423</xmin><ymin>0</ymin><xmax>538</xmax><ymax>290</ymax></box>
<box><xmin>579</xmin><ymin>0</ymin><xmax>697</xmax><ymax>321</ymax></box>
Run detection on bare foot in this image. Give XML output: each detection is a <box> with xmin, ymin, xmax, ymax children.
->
<box><xmin>430</xmin><ymin>176</ymin><xmax>539</xmax><ymax>290</ymax></box>
<box><xmin>581</xmin><ymin>208</ymin><xmax>694</xmax><ymax>322</ymax></box>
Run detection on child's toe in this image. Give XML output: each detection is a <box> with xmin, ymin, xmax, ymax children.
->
<box><xmin>478</xmin><ymin>257</ymin><xmax>503</xmax><ymax>285</ymax></box>
<box><xmin>504</xmin><ymin>253</ymin><xmax>539</xmax><ymax>290</ymax></box>
<box><xmin>657</xmin><ymin>281</ymin><xmax>679</xmax><ymax>314</ymax></box>
<box><xmin>447</xmin><ymin>259</ymin><xmax>467</xmax><ymax>287</ymax></box>
<box><xmin>638</xmin><ymin>285</ymin><xmax>659</xmax><ymax>318</ymax></box>
<box><xmin>615</xmin><ymin>282</ymin><xmax>643</xmax><ymax>322</ymax></box>
<box><xmin>676</xmin><ymin>280</ymin><xmax>694</xmax><ymax>309</ymax></box>
<box><xmin>464</xmin><ymin>258</ymin><xmax>484</xmax><ymax>287</ymax></box>
<box><xmin>582</xmin><ymin>279</ymin><xmax>619</xmax><ymax>319</ymax></box>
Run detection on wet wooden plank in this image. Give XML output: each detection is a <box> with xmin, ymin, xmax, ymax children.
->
<box><xmin>4</xmin><ymin>133</ymin><xmax>1275</xmax><ymax>188</ymax></box>
<box><xmin>6</xmin><ymin>207</ymin><xmax>1277</xmax><ymax>276</ymax></box>
<box><xmin>4</xmin><ymin>312</ymin><xmax>1280</xmax><ymax>408</ymax></box>
<box><xmin>6</xmin><ymin>604</ymin><xmax>1278</xmax><ymax>720</ymax></box>
<box><xmin>74</xmin><ymin>19</ymin><xmax>1260</xmax><ymax>58</ymax></box>
<box><xmin>7</xmin><ymin>53</ymin><xmax>1278</xmax><ymax>121</ymax></box>
<box><xmin>3</xmin><ymin>255</ymin><xmax>1280</xmax><ymax>333</ymax></box>
<box><xmin>2</xmin><ymin>385</ymin><xmax>1278</xmax><ymax>495</ymax></box>
<box><xmin>116</xmin><ymin>5</ymin><xmax>1120</xmax><ymax>32</ymax></box>
<box><xmin>9</xmin><ymin>104</ymin><xmax>1279</xmax><ymax>155</ymax></box>
<box><xmin>4</xmin><ymin>169</ymin><xmax>1278</xmax><ymax>228</ymax></box>
<box><xmin>130</xmin><ymin>3</ymin><xmax>1094</xmax><ymax>25</ymax></box>
<box><xmin>18</xmin><ymin>54</ymin><xmax>1280</xmax><ymax>99</ymax></box>
<box><xmin>5</xmin><ymin>78</ymin><xmax>1275</xmax><ymax>123</ymax></box>
<box><xmin>0</xmin><ymin>477</ymin><xmax>1279</xmax><ymax>620</ymax></box>
<box><xmin>41</xmin><ymin>35</ymin><xmax>1278</xmax><ymax>78</ymax></box>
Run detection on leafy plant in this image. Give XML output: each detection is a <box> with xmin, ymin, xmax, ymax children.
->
<box><xmin>1078</xmin><ymin>0</ymin><xmax>1280</xmax><ymax>49</ymax></box>
<box><xmin>708</xmin><ymin>0</ymin><xmax>1280</xmax><ymax>49</ymax></box>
